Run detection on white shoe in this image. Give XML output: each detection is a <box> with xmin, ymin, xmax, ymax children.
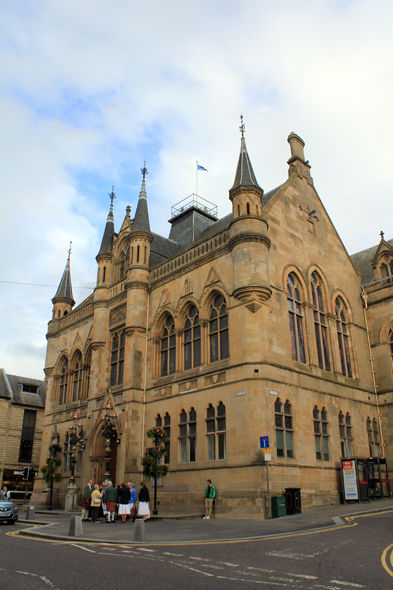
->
<box><xmin>206</xmin><ymin>516</ymin><xmax>210</xmax><ymax>519</ymax></box>
<box><xmin>203</xmin><ymin>516</ymin><xmax>207</xmax><ymax>519</ymax></box>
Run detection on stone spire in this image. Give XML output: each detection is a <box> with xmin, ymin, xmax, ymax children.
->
<box><xmin>52</xmin><ymin>243</ymin><xmax>75</xmax><ymax>306</ymax></box>
<box><xmin>97</xmin><ymin>187</ymin><xmax>116</xmax><ymax>258</ymax></box>
<box><xmin>132</xmin><ymin>163</ymin><xmax>151</xmax><ymax>233</ymax></box>
<box><xmin>230</xmin><ymin>116</ymin><xmax>263</xmax><ymax>192</ymax></box>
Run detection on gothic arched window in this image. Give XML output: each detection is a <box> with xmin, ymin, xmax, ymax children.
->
<box><xmin>287</xmin><ymin>273</ymin><xmax>306</xmax><ymax>363</ymax></box>
<box><xmin>335</xmin><ymin>297</ymin><xmax>353</xmax><ymax>378</ymax></box>
<box><xmin>184</xmin><ymin>306</ymin><xmax>201</xmax><ymax>370</ymax></box>
<box><xmin>59</xmin><ymin>357</ymin><xmax>69</xmax><ymax>405</ymax></box>
<box><xmin>275</xmin><ymin>398</ymin><xmax>294</xmax><ymax>458</ymax></box>
<box><xmin>72</xmin><ymin>352</ymin><xmax>83</xmax><ymax>402</ymax></box>
<box><xmin>311</xmin><ymin>272</ymin><xmax>331</xmax><ymax>371</ymax></box>
<box><xmin>110</xmin><ymin>330</ymin><xmax>125</xmax><ymax>386</ymax></box>
<box><xmin>161</xmin><ymin>315</ymin><xmax>176</xmax><ymax>376</ymax></box>
<box><xmin>209</xmin><ymin>294</ymin><xmax>229</xmax><ymax>363</ymax></box>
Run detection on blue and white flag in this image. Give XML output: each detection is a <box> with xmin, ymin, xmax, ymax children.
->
<box><xmin>197</xmin><ymin>164</ymin><xmax>208</xmax><ymax>172</ymax></box>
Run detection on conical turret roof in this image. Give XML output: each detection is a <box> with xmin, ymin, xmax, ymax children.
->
<box><xmin>133</xmin><ymin>167</ymin><xmax>151</xmax><ymax>233</ymax></box>
<box><xmin>53</xmin><ymin>247</ymin><xmax>75</xmax><ymax>304</ymax></box>
<box><xmin>230</xmin><ymin>136</ymin><xmax>262</xmax><ymax>191</ymax></box>
<box><xmin>97</xmin><ymin>192</ymin><xmax>115</xmax><ymax>257</ymax></box>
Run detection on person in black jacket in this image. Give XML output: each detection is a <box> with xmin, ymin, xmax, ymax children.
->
<box><xmin>117</xmin><ymin>481</ymin><xmax>131</xmax><ymax>523</ymax></box>
<box><xmin>137</xmin><ymin>481</ymin><xmax>150</xmax><ymax>521</ymax></box>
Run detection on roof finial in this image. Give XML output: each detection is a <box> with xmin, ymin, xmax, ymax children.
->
<box><xmin>141</xmin><ymin>162</ymin><xmax>148</xmax><ymax>180</ymax></box>
<box><xmin>67</xmin><ymin>240</ymin><xmax>72</xmax><ymax>260</ymax></box>
<box><xmin>380</xmin><ymin>230</ymin><xmax>385</xmax><ymax>240</ymax></box>
<box><xmin>239</xmin><ymin>114</ymin><xmax>245</xmax><ymax>138</ymax></box>
<box><xmin>109</xmin><ymin>186</ymin><xmax>116</xmax><ymax>206</ymax></box>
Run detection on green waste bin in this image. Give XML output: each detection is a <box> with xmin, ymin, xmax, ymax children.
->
<box><xmin>271</xmin><ymin>496</ymin><xmax>286</xmax><ymax>518</ymax></box>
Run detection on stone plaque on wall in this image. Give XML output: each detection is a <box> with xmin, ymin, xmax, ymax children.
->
<box><xmin>205</xmin><ymin>372</ymin><xmax>226</xmax><ymax>387</ymax></box>
<box><xmin>178</xmin><ymin>379</ymin><xmax>198</xmax><ymax>394</ymax></box>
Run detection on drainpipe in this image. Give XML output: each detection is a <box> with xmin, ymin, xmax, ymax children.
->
<box><xmin>361</xmin><ymin>286</ymin><xmax>385</xmax><ymax>455</ymax></box>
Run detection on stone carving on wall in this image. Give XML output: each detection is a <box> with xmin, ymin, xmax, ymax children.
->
<box><xmin>109</xmin><ymin>304</ymin><xmax>126</xmax><ymax>325</ymax></box>
<box><xmin>179</xmin><ymin>379</ymin><xmax>198</xmax><ymax>393</ymax></box>
<box><xmin>205</xmin><ymin>372</ymin><xmax>226</xmax><ymax>387</ymax></box>
<box><xmin>155</xmin><ymin>385</ymin><xmax>172</xmax><ymax>399</ymax></box>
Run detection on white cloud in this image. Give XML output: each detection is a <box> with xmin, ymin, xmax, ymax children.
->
<box><xmin>1</xmin><ymin>0</ymin><xmax>393</xmax><ymax>376</ymax></box>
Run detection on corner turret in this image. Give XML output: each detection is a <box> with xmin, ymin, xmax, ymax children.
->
<box><xmin>96</xmin><ymin>187</ymin><xmax>116</xmax><ymax>286</ymax></box>
<box><xmin>52</xmin><ymin>242</ymin><xmax>75</xmax><ymax>319</ymax></box>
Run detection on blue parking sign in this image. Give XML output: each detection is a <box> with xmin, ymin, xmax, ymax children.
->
<box><xmin>260</xmin><ymin>436</ymin><xmax>269</xmax><ymax>449</ymax></box>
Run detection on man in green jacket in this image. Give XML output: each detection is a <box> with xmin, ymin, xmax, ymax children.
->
<box><xmin>203</xmin><ymin>479</ymin><xmax>216</xmax><ymax>520</ymax></box>
<box><xmin>103</xmin><ymin>481</ymin><xmax>118</xmax><ymax>523</ymax></box>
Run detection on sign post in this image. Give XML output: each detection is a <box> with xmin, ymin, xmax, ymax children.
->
<box><xmin>260</xmin><ymin>436</ymin><xmax>272</xmax><ymax>519</ymax></box>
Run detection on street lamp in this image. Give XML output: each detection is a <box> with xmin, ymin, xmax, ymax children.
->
<box><xmin>68</xmin><ymin>411</ymin><xmax>84</xmax><ymax>486</ymax></box>
<box><xmin>101</xmin><ymin>400</ymin><xmax>117</xmax><ymax>483</ymax></box>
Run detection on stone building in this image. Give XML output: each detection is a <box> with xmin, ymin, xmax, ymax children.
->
<box><xmin>0</xmin><ymin>369</ymin><xmax>47</xmax><ymax>501</ymax></box>
<box><xmin>31</xmin><ymin>129</ymin><xmax>392</xmax><ymax>514</ymax></box>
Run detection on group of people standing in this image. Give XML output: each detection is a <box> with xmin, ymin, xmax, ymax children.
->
<box><xmin>82</xmin><ymin>479</ymin><xmax>150</xmax><ymax>523</ymax></box>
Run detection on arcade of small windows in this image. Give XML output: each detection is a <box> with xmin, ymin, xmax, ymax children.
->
<box><xmin>206</xmin><ymin>402</ymin><xmax>226</xmax><ymax>460</ymax></box>
<box><xmin>366</xmin><ymin>417</ymin><xmax>381</xmax><ymax>457</ymax></box>
<box><xmin>335</xmin><ymin>298</ymin><xmax>353</xmax><ymax>378</ymax></box>
<box><xmin>179</xmin><ymin>408</ymin><xmax>197</xmax><ymax>463</ymax></box>
<box><xmin>110</xmin><ymin>330</ymin><xmax>125</xmax><ymax>386</ymax></box>
<box><xmin>339</xmin><ymin>411</ymin><xmax>353</xmax><ymax>457</ymax></box>
<box><xmin>313</xmin><ymin>406</ymin><xmax>330</xmax><ymax>460</ymax></box>
<box><xmin>311</xmin><ymin>272</ymin><xmax>331</xmax><ymax>371</ymax></box>
<box><xmin>158</xmin><ymin>293</ymin><xmax>229</xmax><ymax>378</ymax></box>
<box><xmin>156</xmin><ymin>412</ymin><xmax>171</xmax><ymax>464</ymax></box>
<box><xmin>275</xmin><ymin>398</ymin><xmax>294</xmax><ymax>458</ymax></box>
<box><xmin>287</xmin><ymin>273</ymin><xmax>306</xmax><ymax>364</ymax></box>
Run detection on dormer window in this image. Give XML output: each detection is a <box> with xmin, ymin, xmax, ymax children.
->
<box><xmin>381</xmin><ymin>260</ymin><xmax>393</xmax><ymax>283</ymax></box>
<box><xmin>19</xmin><ymin>383</ymin><xmax>39</xmax><ymax>394</ymax></box>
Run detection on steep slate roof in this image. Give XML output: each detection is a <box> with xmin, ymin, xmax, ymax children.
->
<box><xmin>350</xmin><ymin>238</ymin><xmax>393</xmax><ymax>285</ymax></box>
<box><xmin>133</xmin><ymin>179</ymin><xmax>151</xmax><ymax>233</ymax></box>
<box><xmin>0</xmin><ymin>369</ymin><xmax>47</xmax><ymax>408</ymax></box>
<box><xmin>97</xmin><ymin>203</ymin><xmax>115</xmax><ymax>257</ymax></box>
<box><xmin>53</xmin><ymin>254</ymin><xmax>75</xmax><ymax>303</ymax></box>
<box><xmin>230</xmin><ymin>137</ymin><xmax>263</xmax><ymax>191</ymax></box>
<box><xmin>149</xmin><ymin>232</ymin><xmax>182</xmax><ymax>268</ymax></box>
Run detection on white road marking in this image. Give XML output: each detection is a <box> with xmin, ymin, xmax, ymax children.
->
<box><xmin>39</xmin><ymin>575</ymin><xmax>59</xmax><ymax>589</ymax></box>
<box><xmin>137</xmin><ymin>547</ymin><xmax>155</xmax><ymax>552</ymax></box>
<box><xmin>189</xmin><ymin>556</ymin><xmax>211</xmax><ymax>561</ymax></box>
<box><xmin>219</xmin><ymin>562</ymin><xmax>239</xmax><ymax>567</ymax></box>
<box><xmin>163</xmin><ymin>552</ymin><xmax>183</xmax><ymax>556</ymax></box>
<box><xmin>70</xmin><ymin>543</ymin><xmax>96</xmax><ymax>553</ymax></box>
<box><xmin>201</xmin><ymin>564</ymin><xmax>224</xmax><ymax>570</ymax></box>
<box><xmin>269</xmin><ymin>576</ymin><xmax>295</xmax><ymax>582</ymax></box>
<box><xmin>171</xmin><ymin>561</ymin><xmax>214</xmax><ymax>577</ymax></box>
<box><xmin>266</xmin><ymin>550</ymin><xmax>316</xmax><ymax>560</ymax></box>
<box><xmin>217</xmin><ymin>576</ymin><xmax>286</xmax><ymax>586</ymax></box>
<box><xmin>332</xmin><ymin>516</ymin><xmax>345</xmax><ymax>526</ymax></box>
<box><xmin>287</xmin><ymin>573</ymin><xmax>318</xmax><ymax>579</ymax></box>
<box><xmin>16</xmin><ymin>571</ymin><xmax>30</xmax><ymax>575</ymax></box>
<box><xmin>314</xmin><ymin>585</ymin><xmax>342</xmax><ymax>590</ymax></box>
<box><xmin>330</xmin><ymin>582</ymin><xmax>364</xmax><ymax>588</ymax></box>
<box><xmin>247</xmin><ymin>566</ymin><xmax>275</xmax><ymax>573</ymax></box>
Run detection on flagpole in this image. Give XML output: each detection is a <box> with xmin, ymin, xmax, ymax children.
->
<box><xmin>196</xmin><ymin>161</ymin><xmax>198</xmax><ymax>196</ymax></box>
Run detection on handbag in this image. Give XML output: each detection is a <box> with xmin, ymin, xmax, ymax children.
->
<box><xmin>130</xmin><ymin>505</ymin><xmax>137</xmax><ymax>519</ymax></box>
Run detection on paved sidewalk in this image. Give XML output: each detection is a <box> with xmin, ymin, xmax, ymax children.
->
<box><xmin>16</xmin><ymin>499</ymin><xmax>393</xmax><ymax>545</ymax></box>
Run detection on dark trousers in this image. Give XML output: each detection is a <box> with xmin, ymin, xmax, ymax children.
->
<box><xmin>91</xmin><ymin>507</ymin><xmax>100</xmax><ymax>522</ymax></box>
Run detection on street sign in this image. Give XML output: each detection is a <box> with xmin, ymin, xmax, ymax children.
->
<box><xmin>264</xmin><ymin>448</ymin><xmax>272</xmax><ymax>461</ymax></box>
<box><xmin>260</xmin><ymin>436</ymin><xmax>270</xmax><ymax>449</ymax></box>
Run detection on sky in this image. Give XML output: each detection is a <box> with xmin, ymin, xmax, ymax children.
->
<box><xmin>1</xmin><ymin>0</ymin><xmax>393</xmax><ymax>379</ymax></box>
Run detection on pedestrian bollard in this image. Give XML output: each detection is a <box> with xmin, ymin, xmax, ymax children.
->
<box><xmin>134</xmin><ymin>518</ymin><xmax>145</xmax><ymax>542</ymax></box>
<box><xmin>68</xmin><ymin>515</ymin><xmax>83</xmax><ymax>537</ymax></box>
<box><xmin>26</xmin><ymin>506</ymin><xmax>36</xmax><ymax>520</ymax></box>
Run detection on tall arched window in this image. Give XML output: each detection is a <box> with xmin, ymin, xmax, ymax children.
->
<box><xmin>209</xmin><ymin>294</ymin><xmax>229</xmax><ymax>363</ymax></box>
<box><xmin>335</xmin><ymin>298</ymin><xmax>352</xmax><ymax>377</ymax></box>
<box><xmin>184</xmin><ymin>306</ymin><xmax>201</xmax><ymax>370</ymax></box>
<box><xmin>287</xmin><ymin>273</ymin><xmax>306</xmax><ymax>363</ymax></box>
<box><xmin>59</xmin><ymin>357</ymin><xmax>69</xmax><ymax>405</ymax></box>
<box><xmin>110</xmin><ymin>330</ymin><xmax>125</xmax><ymax>386</ymax></box>
<box><xmin>164</xmin><ymin>412</ymin><xmax>171</xmax><ymax>464</ymax></box>
<box><xmin>206</xmin><ymin>402</ymin><xmax>226</xmax><ymax>460</ymax></box>
<box><xmin>313</xmin><ymin>405</ymin><xmax>329</xmax><ymax>460</ymax></box>
<box><xmin>275</xmin><ymin>398</ymin><xmax>294</xmax><ymax>458</ymax></box>
<box><xmin>339</xmin><ymin>410</ymin><xmax>353</xmax><ymax>457</ymax></box>
<box><xmin>84</xmin><ymin>354</ymin><xmax>91</xmax><ymax>400</ymax></box>
<box><xmin>161</xmin><ymin>315</ymin><xmax>176</xmax><ymax>376</ymax></box>
<box><xmin>72</xmin><ymin>352</ymin><xmax>83</xmax><ymax>402</ymax></box>
<box><xmin>311</xmin><ymin>272</ymin><xmax>331</xmax><ymax>371</ymax></box>
<box><xmin>179</xmin><ymin>408</ymin><xmax>197</xmax><ymax>462</ymax></box>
